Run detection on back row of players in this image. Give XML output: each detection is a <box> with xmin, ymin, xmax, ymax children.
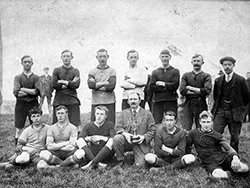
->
<box><xmin>8</xmin><ymin>49</ymin><xmax>250</xmax><ymax>178</ymax></box>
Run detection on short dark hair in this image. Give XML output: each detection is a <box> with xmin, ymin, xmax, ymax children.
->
<box><xmin>127</xmin><ymin>91</ymin><xmax>141</xmax><ymax>100</ymax></box>
<box><xmin>55</xmin><ymin>105</ymin><xmax>68</xmax><ymax>113</ymax></box>
<box><xmin>199</xmin><ymin>111</ymin><xmax>214</xmax><ymax>119</ymax></box>
<box><xmin>94</xmin><ymin>105</ymin><xmax>109</xmax><ymax>116</ymax></box>
<box><xmin>127</xmin><ymin>50</ymin><xmax>139</xmax><ymax>58</ymax></box>
<box><xmin>192</xmin><ymin>54</ymin><xmax>204</xmax><ymax>61</ymax></box>
<box><xmin>163</xmin><ymin>111</ymin><xmax>177</xmax><ymax>119</ymax></box>
<box><xmin>21</xmin><ymin>55</ymin><xmax>33</xmax><ymax>63</ymax></box>
<box><xmin>61</xmin><ymin>50</ymin><xmax>73</xmax><ymax>56</ymax></box>
<box><xmin>43</xmin><ymin>67</ymin><xmax>49</xmax><ymax>71</ymax></box>
<box><xmin>29</xmin><ymin>107</ymin><xmax>43</xmax><ymax>117</ymax></box>
<box><xmin>97</xmin><ymin>48</ymin><xmax>108</xmax><ymax>54</ymax></box>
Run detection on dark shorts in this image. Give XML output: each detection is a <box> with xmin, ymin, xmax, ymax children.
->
<box><xmin>204</xmin><ymin>155</ymin><xmax>233</xmax><ymax>173</ymax></box>
<box><xmin>15</xmin><ymin>100</ymin><xmax>39</xmax><ymax>129</ymax></box>
<box><xmin>50</xmin><ymin>150</ymin><xmax>76</xmax><ymax>161</ymax></box>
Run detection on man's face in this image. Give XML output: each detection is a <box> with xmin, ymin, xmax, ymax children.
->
<box><xmin>246</xmin><ymin>73</ymin><xmax>250</xmax><ymax>79</ymax></box>
<box><xmin>191</xmin><ymin>56</ymin><xmax>203</xmax><ymax>71</ymax></box>
<box><xmin>127</xmin><ymin>52</ymin><xmax>139</xmax><ymax>67</ymax></box>
<box><xmin>56</xmin><ymin>109</ymin><xmax>68</xmax><ymax>123</ymax></box>
<box><xmin>163</xmin><ymin>115</ymin><xmax>176</xmax><ymax>131</ymax></box>
<box><xmin>222</xmin><ymin>60</ymin><xmax>235</xmax><ymax>75</ymax></box>
<box><xmin>96</xmin><ymin>51</ymin><xmax>109</xmax><ymax>67</ymax></box>
<box><xmin>21</xmin><ymin>57</ymin><xmax>33</xmax><ymax>71</ymax></box>
<box><xmin>159</xmin><ymin>54</ymin><xmax>171</xmax><ymax>67</ymax></box>
<box><xmin>200</xmin><ymin>117</ymin><xmax>213</xmax><ymax>132</ymax></box>
<box><xmin>44</xmin><ymin>69</ymin><xmax>49</xmax><ymax>75</ymax></box>
<box><xmin>30</xmin><ymin>113</ymin><xmax>41</xmax><ymax>126</ymax></box>
<box><xmin>127</xmin><ymin>93</ymin><xmax>140</xmax><ymax>108</ymax></box>
<box><xmin>95</xmin><ymin>109</ymin><xmax>107</xmax><ymax>124</ymax></box>
<box><xmin>61</xmin><ymin>51</ymin><xmax>73</xmax><ymax>66</ymax></box>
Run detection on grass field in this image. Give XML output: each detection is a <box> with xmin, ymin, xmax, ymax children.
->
<box><xmin>0</xmin><ymin>113</ymin><xmax>250</xmax><ymax>188</ymax></box>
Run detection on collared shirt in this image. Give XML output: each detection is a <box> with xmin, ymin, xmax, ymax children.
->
<box><xmin>46</xmin><ymin>122</ymin><xmax>77</xmax><ymax>148</ymax></box>
<box><xmin>18</xmin><ymin>124</ymin><xmax>48</xmax><ymax>151</ymax></box>
<box><xmin>13</xmin><ymin>72</ymin><xmax>40</xmax><ymax>102</ymax></box>
<box><xmin>225</xmin><ymin>72</ymin><xmax>234</xmax><ymax>82</ymax></box>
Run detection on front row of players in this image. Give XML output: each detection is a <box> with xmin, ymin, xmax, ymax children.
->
<box><xmin>1</xmin><ymin>92</ymin><xmax>249</xmax><ymax>179</ymax></box>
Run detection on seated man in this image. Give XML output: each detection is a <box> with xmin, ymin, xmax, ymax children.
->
<box><xmin>37</xmin><ymin>105</ymin><xmax>84</xmax><ymax>170</ymax></box>
<box><xmin>187</xmin><ymin>111</ymin><xmax>249</xmax><ymax>178</ymax></box>
<box><xmin>145</xmin><ymin>111</ymin><xmax>195</xmax><ymax>171</ymax></box>
<box><xmin>77</xmin><ymin>106</ymin><xmax>115</xmax><ymax>170</ymax></box>
<box><xmin>0</xmin><ymin>108</ymin><xmax>48</xmax><ymax>169</ymax></box>
<box><xmin>113</xmin><ymin>92</ymin><xmax>156</xmax><ymax>168</ymax></box>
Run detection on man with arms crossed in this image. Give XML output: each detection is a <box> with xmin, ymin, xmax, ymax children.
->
<box><xmin>179</xmin><ymin>54</ymin><xmax>212</xmax><ymax>130</ymax></box>
<box><xmin>113</xmin><ymin>92</ymin><xmax>156</xmax><ymax>168</ymax></box>
<box><xmin>187</xmin><ymin>111</ymin><xmax>249</xmax><ymax>178</ymax></box>
<box><xmin>37</xmin><ymin>106</ymin><xmax>84</xmax><ymax>170</ymax></box>
<box><xmin>145</xmin><ymin>111</ymin><xmax>195</xmax><ymax>172</ymax></box>
<box><xmin>52</xmin><ymin>50</ymin><xmax>81</xmax><ymax>130</ymax></box>
<box><xmin>77</xmin><ymin>106</ymin><xmax>115</xmax><ymax>170</ymax></box>
<box><xmin>150</xmin><ymin>50</ymin><xmax>180</xmax><ymax>124</ymax></box>
<box><xmin>211</xmin><ymin>57</ymin><xmax>249</xmax><ymax>152</ymax></box>
<box><xmin>120</xmin><ymin>50</ymin><xmax>148</xmax><ymax>110</ymax></box>
<box><xmin>88</xmin><ymin>49</ymin><xmax>116</xmax><ymax>123</ymax></box>
<box><xmin>13</xmin><ymin>55</ymin><xmax>40</xmax><ymax>145</ymax></box>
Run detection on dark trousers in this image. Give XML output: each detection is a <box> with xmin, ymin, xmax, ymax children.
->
<box><xmin>53</xmin><ymin>104</ymin><xmax>81</xmax><ymax>126</ymax></box>
<box><xmin>182</xmin><ymin>98</ymin><xmax>208</xmax><ymax>131</ymax></box>
<box><xmin>152</xmin><ymin>101</ymin><xmax>178</xmax><ymax>124</ymax></box>
<box><xmin>121</xmin><ymin>99</ymin><xmax>145</xmax><ymax>110</ymax></box>
<box><xmin>213</xmin><ymin>108</ymin><xmax>242</xmax><ymax>152</ymax></box>
<box><xmin>15</xmin><ymin>100</ymin><xmax>39</xmax><ymax>129</ymax></box>
<box><xmin>91</xmin><ymin>103</ymin><xmax>115</xmax><ymax>124</ymax></box>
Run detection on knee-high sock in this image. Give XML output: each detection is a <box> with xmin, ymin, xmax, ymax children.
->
<box><xmin>15</xmin><ymin>138</ymin><xmax>18</xmax><ymax>146</ymax></box>
<box><xmin>154</xmin><ymin>157</ymin><xmax>168</xmax><ymax>167</ymax></box>
<box><xmin>171</xmin><ymin>158</ymin><xmax>185</xmax><ymax>169</ymax></box>
<box><xmin>83</xmin><ymin>146</ymin><xmax>94</xmax><ymax>161</ymax></box>
<box><xmin>92</xmin><ymin>146</ymin><xmax>111</xmax><ymax>165</ymax></box>
<box><xmin>60</xmin><ymin>155</ymin><xmax>79</xmax><ymax>167</ymax></box>
<box><xmin>47</xmin><ymin>155</ymin><xmax>62</xmax><ymax>165</ymax></box>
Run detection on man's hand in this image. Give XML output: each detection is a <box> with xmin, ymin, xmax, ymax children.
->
<box><xmin>72</xmin><ymin>77</ymin><xmax>80</xmax><ymax>82</ymax></box>
<box><xmin>124</xmin><ymin>76</ymin><xmax>130</xmax><ymax>80</ymax></box>
<box><xmin>122</xmin><ymin>132</ymin><xmax>133</xmax><ymax>144</ymax></box>
<box><xmin>22</xmin><ymin>146</ymin><xmax>36</xmax><ymax>155</ymax></box>
<box><xmin>136</xmin><ymin>135</ymin><xmax>145</xmax><ymax>144</ymax></box>
<box><xmin>156</xmin><ymin>81</ymin><xmax>165</xmax><ymax>87</ymax></box>
<box><xmin>58</xmin><ymin>80</ymin><xmax>69</xmax><ymax>85</ymax></box>
<box><xmin>61</xmin><ymin>85</ymin><xmax>67</xmax><ymax>89</ymax></box>
<box><xmin>90</xmin><ymin>135</ymin><xmax>107</xmax><ymax>143</ymax></box>
<box><xmin>61</xmin><ymin>144</ymin><xmax>75</xmax><ymax>151</ymax></box>
<box><xmin>18</xmin><ymin>91</ymin><xmax>28</xmax><ymax>97</ymax></box>
<box><xmin>231</xmin><ymin>155</ymin><xmax>241</xmax><ymax>171</ymax></box>
<box><xmin>88</xmin><ymin>78</ymin><xmax>95</xmax><ymax>82</ymax></box>
<box><xmin>162</xmin><ymin>145</ymin><xmax>173</xmax><ymax>155</ymax></box>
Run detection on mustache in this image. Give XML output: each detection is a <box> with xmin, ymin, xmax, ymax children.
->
<box><xmin>193</xmin><ymin>64</ymin><xmax>201</xmax><ymax>67</ymax></box>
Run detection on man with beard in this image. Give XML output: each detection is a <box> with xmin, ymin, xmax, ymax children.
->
<box><xmin>150</xmin><ymin>50</ymin><xmax>180</xmax><ymax>124</ymax></box>
<box><xmin>52</xmin><ymin>50</ymin><xmax>81</xmax><ymax>130</ymax></box>
<box><xmin>88</xmin><ymin>49</ymin><xmax>116</xmax><ymax>124</ymax></box>
<box><xmin>179</xmin><ymin>54</ymin><xmax>212</xmax><ymax>130</ymax></box>
<box><xmin>113</xmin><ymin>92</ymin><xmax>155</xmax><ymax>168</ymax></box>
<box><xmin>13</xmin><ymin>55</ymin><xmax>40</xmax><ymax>145</ymax></box>
<box><xmin>120</xmin><ymin>50</ymin><xmax>148</xmax><ymax>110</ymax></box>
<box><xmin>211</xmin><ymin>57</ymin><xmax>249</xmax><ymax>152</ymax></box>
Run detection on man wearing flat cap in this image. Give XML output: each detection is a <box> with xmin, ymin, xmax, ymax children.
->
<box><xmin>150</xmin><ymin>50</ymin><xmax>180</xmax><ymax>124</ymax></box>
<box><xmin>211</xmin><ymin>57</ymin><xmax>249</xmax><ymax>152</ymax></box>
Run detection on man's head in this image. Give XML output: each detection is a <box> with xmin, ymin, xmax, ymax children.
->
<box><xmin>96</xmin><ymin>49</ymin><xmax>109</xmax><ymax>67</ymax></box>
<box><xmin>191</xmin><ymin>54</ymin><xmax>204</xmax><ymax>71</ymax></box>
<box><xmin>94</xmin><ymin>105</ymin><xmax>109</xmax><ymax>124</ymax></box>
<box><xmin>55</xmin><ymin>105</ymin><xmax>68</xmax><ymax>123</ymax></box>
<box><xmin>43</xmin><ymin>67</ymin><xmax>49</xmax><ymax>74</ymax></box>
<box><xmin>246</xmin><ymin>72</ymin><xmax>250</xmax><ymax>79</ymax></box>
<box><xmin>220</xmin><ymin>57</ymin><xmax>236</xmax><ymax>75</ymax></box>
<box><xmin>21</xmin><ymin>55</ymin><xmax>33</xmax><ymax>71</ymax></box>
<box><xmin>199</xmin><ymin>111</ymin><xmax>214</xmax><ymax>132</ymax></box>
<box><xmin>127</xmin><ymin>50</ymin><xmax>139</xmax><ymax>68</ymax></box>
<box><xmin>61</xmin><ymin>50</ymin><xmax>73</xmax><ymax>66</ymax></box>
<box><xmin>127</xmin><ymin>92</ymin><xmax>141</xmax><ymax>109</ymax></box>
<box><xmin>29</xmin><ymin>107</ymin><xmax>43</xmax><ymax>126</ymax></box>
<box><xmin>162</xmin><ymin>111</ymin><xmax>177</xmax><ymax>131</ymax></box>
<box><xmin>159</xmin><ymin>49</ymin><xmax>171</xmax><ymax>68</ymax></box>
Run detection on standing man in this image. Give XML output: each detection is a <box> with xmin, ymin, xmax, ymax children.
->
<box><xmin>120</xmin><ymin>50</ymin><xmax>148</xmax><ymax>110</ymax></box>
<box><xmin>245</xmin><ymin>72</ymin><xmax>250</xmax><ymax>122</ymax></box>
<box><xmin>13</xmin><ymin>55</ymin><xmax>40</xmax><ymax>145</ymax></box>
<box><xmin>211</xmin><ymin>57</ymin><xmax>249</xmax><ymax>152</ymax></box>
<box><xmin>39</xmin><ymin>67</ymin><xmax>53</xmax><ymax>115</ymax></box>
<box><xmin>52</xmin><ymin>50</ymin><xmax>81</xmax><ymax>130</ymax></box>
<box><xmin>179</xmin><ymin>54</ymin><xmax>212</xmax><ymax>130</ymax></box>
<box><xmin>88</xmin><ymin>49</ymin><xmax>116</xmax><ymax>124</ymax></box>
<box><xmin>150</xmin><ymin>50</ymin><xmax>180</xmax><ymax>124</ymax></box>
<box><xmin>113</xmin><ymin>92</ymin><xmax>155</xmax><ymax>168</ymax></box>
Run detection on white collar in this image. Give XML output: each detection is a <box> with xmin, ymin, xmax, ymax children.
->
<box><xmin>225</xmin><ymin>72</ymin><xmax>234</xmax><ymax>82</ymax></box>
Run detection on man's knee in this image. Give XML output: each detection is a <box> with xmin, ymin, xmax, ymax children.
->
<box><xmin>113</xmin><ymin>134</ymin><xmax>125</xmax><ymax>145</ymax></box>
<box><xmin>106</xmin><ymin>138</ymin><xmax>113</xmax><ymax>150</ymax></box>
<box><xmin>74</xmin><ymin>149</ymin><xmax>85</xmax><ymax>160</ymax></box>
<box><xmin>145</xmin><ymin>153</ymin><xmax>157</xmax><ymax>164</ymax></box>
<box><xmin>76</xmin><ymin>138</ymin><xmax>87</xmax><ymax>149</ymax></box>
<box><xmin>15</xmin><ymin>152</ymin><xmax>30</xmax><ymax>164</ymax></box>
<box><xmin>39</xmin><ymin>150</ymin><xmax>52</xmax><ymax>161</ymax></box>
<box><xmin>182</xmin><ymin>154</ymin><xmax>196</xmax><ymax>165</ymax></box>
<box><xmin>235</xmin><ymin>162</ymin><xmax>249</xmax><ymax>173</ymax></box>
<box><xmin>37</xmin><ymin>160</ymin><xmax>49</xmax><ymax>170</ymax></box>
<box><xmin>212</xmin><ymin>168</ymin><xmax>229</xmax><ymax>178</ymax></box>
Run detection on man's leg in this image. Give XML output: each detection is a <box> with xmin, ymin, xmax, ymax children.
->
<box><xmin>14</xmin><ymin>100</ymin><xmax>27</xmax><ymax>144</ymax></box>
<box><xmin>194</xmin><ymin>99</ymin><xmax>207</xmax><ymax>129</ymax></box>
<box><xmin>113</xmin><ymin>134</ymin><xmax>132</xmax><ymax>162</ymax></box>
<box><xmin>139</xmin><ymin>100</ymin><xmax>145</xmax><ymax>109</ymax></box>
<box><xmin>171</xmin><ymin>154</ymin><xmax>196</xmax><ymax>169</ymax></box>
<box><xmin>47</xmin><ymin>96</ymin><xmax>52</xmax><ymax>115</ymax></box>
<box><xmin>39</xmin><ymin>96</ymin><xmax>45</xmax><ymax>110</ymax></box>
<box><xmin>52</xmin><ymin>106</ymin><xmax>58</xmax><ymax>124</ymax></box>
<box><xmin>182</xmin><ymin>100</ymin><xmax>194</xmax><ymax>131</ymax></box>
<box><xmin>60</xmin><ymin>149</ymin><xmax>85</xmax><ymax>167</ymax></box>
<box><xmin>132</xmin><ymin>145</ymin><xmax>149</xmax><ymax>168</ymax></box>
<box><xmin>106</xmin><ymin>103</ymin><xmax>116</xmax><ymax>124</ymax></box>
<box><xmin>145</xmin><ymin>153</ymin><xmax>168</xmax><ymax>167</ymax></box>
<box><xmin>152</xmin><ymin>102</ymin><xmax>163</xmax><ymax>124</ymax></box>
<box><xmin>122</xmin><ymin>99</ymin><xmax>130</xmax><ymax>110</ymax></box>
<box><xmin>163</xmin><ymin>101</ymin><xmax>178</xmax><ymax>116</ymax></box>
<box><xmin>227</xmin><ymin>120</ymin><xmax>242</xmax><ymax>153</ymax></box>
<box><xmin>91</xmin><ymin>104</ymin><xmax>98</xmax><ymax>122</ymax></box>
<box><xmin>67</xmin><ymin>104</ymin><xmax>81</xmax><ymax>127</ymax></box>
<box><xmin>39</xmin><ymin>150</ymin><xmax>62</xmax><ymax>165</ymax></box>
<box><xmin>213</xmin><ymin>108</ymin><xmax>228</xmax><ymax>134</ymax></box>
